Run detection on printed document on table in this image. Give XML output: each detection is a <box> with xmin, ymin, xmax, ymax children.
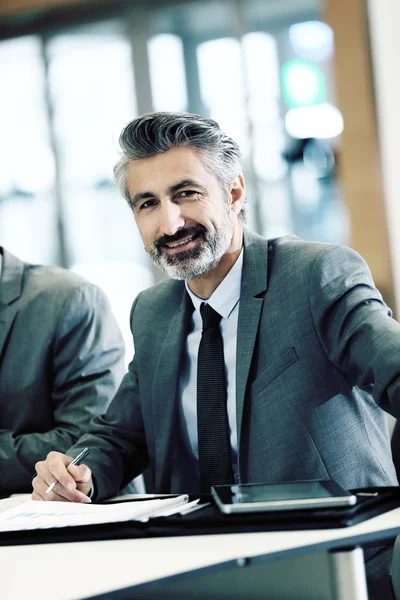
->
<box><xmin>0</xmin><ymin>495</ymin><xmax>189</xmax><ymax>532</ymax></box>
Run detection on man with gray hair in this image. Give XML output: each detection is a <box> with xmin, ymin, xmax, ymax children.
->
<box><xmin>33</xmin><ymin>112</ymin><xmax>400</xmax><ymax>598</ymax></box>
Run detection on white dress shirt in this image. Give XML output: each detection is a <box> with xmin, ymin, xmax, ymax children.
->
<box><xmin>174</xmin><ymin>249</ymin><xmax>243</xmax><ymax>490</ymax></box>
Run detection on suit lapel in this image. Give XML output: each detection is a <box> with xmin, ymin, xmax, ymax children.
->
<box><xmin>0</xmin><ymin>249</ymin><xmax>24</xmax><ymax>361</ymax></box>
<box><xmin>236</xmin><ymin>229</ymin><xmax>269</xmax><ymax>460</ymax></box>
<box><xmin>152</xmin><ymin>285</ymin><xmax>193</xmax><ymax>491</ymax></box>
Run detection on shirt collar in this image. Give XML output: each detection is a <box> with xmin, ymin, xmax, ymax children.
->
<box><xmin>185</xmin><ymin>249</ymin><xmax>243</xmax><ymax>319</ymax></box>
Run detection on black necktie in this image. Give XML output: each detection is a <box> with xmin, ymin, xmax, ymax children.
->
<box><xmin>197</xmin><ymin>302</ymin><xmax>234</xmax><ymax>493</ymax></box>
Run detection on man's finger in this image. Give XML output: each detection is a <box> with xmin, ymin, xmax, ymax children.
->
<box><xmin>46</xmin><ymin>451</ymin><xmax>78</xmax><ymax>491</ymax></box>
<box><xmin>34</xmin><ymin>459</ymin><xmax>54</xmax><ymax>486</ymax></box>
<box><xmin>35</xmin><ymin>452</ymin><xmax>76</xmax><ymax>493</ymax></box>
<box><xmin>67</xmin><ymin>464</ymin><xmax>93</xmax><ymax>499</ymax></box>
<box><xmin>67</xmin><ymin>463</ymin><xmax>92</xmax><ymax>483</ymax></box>
<box><xmin>34</xmin><ymin>476</ymin><xmax>91</xmax><ymax>503</ymax></box>
<box><xmin>32</xmin><ymin>451</ymin><xmax>92</xmax><ymax>502</ymax></box>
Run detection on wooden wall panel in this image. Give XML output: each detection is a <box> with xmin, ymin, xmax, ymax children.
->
<box><xmin>323</xmin><ymin>0</ymin><xmax>396</xmax><ymax>313</ymax></box>
<box><xmin>0</xmin><ymin>0</ymin><xmax>92</xmax><ymax>15</ymax></box>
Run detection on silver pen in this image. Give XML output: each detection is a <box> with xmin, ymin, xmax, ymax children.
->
<box><xmin>45</xmin><ymin>447</ymin><xmax>90</xmax><ymax>494</ymax></box>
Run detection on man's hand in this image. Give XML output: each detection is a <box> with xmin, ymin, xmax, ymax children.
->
<box><xmin>32</xmin><ymin>451</ymin><xmax>93</xmax><ymax>502</ymax></box>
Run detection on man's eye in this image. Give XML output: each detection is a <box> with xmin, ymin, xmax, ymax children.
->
<box><xmin>177</xmin><ymin>190</ymin><xmax>197</xmax><ymax>198</ymax></box>
<box><xmin>140</xmin><ymin>199</ymin><xmax>156</xmax><ymax>210</ymax></box>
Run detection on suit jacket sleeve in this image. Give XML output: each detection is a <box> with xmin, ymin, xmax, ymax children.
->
<box><xmin>309</xmin><ymin>244</ymin><xmax>400</xmax><ymax>417</ymax></box>
<box><xmin>65</xmin><ymin>296</ymin><xmax>149</xmax><ymax>501</ymax></box>
<box><xmin>0</xmin><ymin>283</ymin><xmax>125</xmax><ymax>492</ymax></box>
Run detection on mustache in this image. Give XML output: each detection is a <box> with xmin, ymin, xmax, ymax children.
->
<box><xmin>154</xmin><ymin>225</ymin><xmax>207</xmax><ymax>250</ymax></box>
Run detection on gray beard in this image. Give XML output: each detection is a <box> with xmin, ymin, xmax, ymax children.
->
<box><xmin>147</xmin><ymin>219</ymin><xmax>233</xmax><ymax>281</ymax></box>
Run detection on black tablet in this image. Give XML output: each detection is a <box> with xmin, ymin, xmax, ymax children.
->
<box><xmin>212</xmin><ymin>480</ymin><xmax>357</xmax><ymax>514</ymax></box>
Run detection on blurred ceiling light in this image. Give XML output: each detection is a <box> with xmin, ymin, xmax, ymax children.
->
<box><xmin>197</xmin><ymin>38</ymin><xmax>248</xmax><ymax>155</ymax></box>
<box><xmin>242</xmin><ymin>32</ymin><xmax>280</xmax><ymax>100</ymax></box>
<box><xmin>285</xmin><ymin>103</ymin><xmax>344</xmax><ymax>139</ymax></box>
<box><xmin>0</xmin><ymin>150</ymin><xmax>12</xmax><ymax>196</ymax></box>
<box><xmin>148</xmin><ymin>34</ymin><xmax>187</xmax><ymax>112</ymax></box>
<box><xmin>47</xmin><ymin>34</ymin><xmax>136</xmax><ymax>188</ymax></box>
<box><xmin>289</xmin><ymin>21</ymin><xmax>334</xmax><ymax>62</ymax></box>
<box><xmin>281</xmin><ymin>59</ymin><xmax>325</xmax><ymax>108</ymax></box>
<box><xmin>15</xmin><ymin>146</ymin><xmax>55</xmax><ymax>193</ymax></box>
<box><xmin>197</xmin><ymin>37</ymin><xmax>245</xmax><ymax>109</ymax></box>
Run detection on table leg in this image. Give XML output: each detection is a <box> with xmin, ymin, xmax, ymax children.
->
<box><xmin>329</xmin><ymin>547</ymin><xmax>368</xmax><ymax>600</ymax></box>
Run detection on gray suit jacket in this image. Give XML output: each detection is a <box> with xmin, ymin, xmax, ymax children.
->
<box><xmin>0</xmin><ymin>248</ymin><xmax>125</xmax><ymax>492</ymax></box>
<box><xmin>72</xmin><ymin>229</ymin><xmax>400</xmax><ymax>500</ymax></box>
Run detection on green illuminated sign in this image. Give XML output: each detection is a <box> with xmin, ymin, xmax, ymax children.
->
<box><xmin>281</xmin><ymin>59</ymin><xmax>325</xmax><ymax>108</ymax></box>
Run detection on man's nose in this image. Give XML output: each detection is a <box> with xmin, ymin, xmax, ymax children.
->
<box><xmin>159</xmin><ymin>201</ymin><xmax>185</xmax><ymax>237</ymax></box>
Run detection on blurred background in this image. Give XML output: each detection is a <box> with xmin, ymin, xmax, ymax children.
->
<box><xmin>0</xmin><ymin>0</ymin><xmax>398</xmax><ymax>367</ymax></box>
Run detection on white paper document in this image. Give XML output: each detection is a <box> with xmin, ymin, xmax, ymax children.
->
<box><xmin>0</xmin><ymin>495</ymin><xmax>189</xmax><ymax>532</ymax></box>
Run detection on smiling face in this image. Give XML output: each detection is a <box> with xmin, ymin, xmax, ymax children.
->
<box><xmin>127</xmin><ymin>146</ymin><xmax>244</xmax><ymax>280</ymax></box>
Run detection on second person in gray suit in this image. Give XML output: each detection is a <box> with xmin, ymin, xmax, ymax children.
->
<box><xmin>0</xmin><ymin>248</ymin><xmax>125</xmax><ymax>493</ymax></box>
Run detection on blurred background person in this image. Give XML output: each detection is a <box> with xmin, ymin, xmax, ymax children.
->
<box><xmin>0</xmin><ymin>246</ymin><xmax>125</xmax><ymax>494</ymax></box>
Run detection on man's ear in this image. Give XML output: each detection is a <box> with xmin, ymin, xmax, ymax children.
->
<box><xmin>229</xmin><ymin>174</ymin><xmax>245</xmax><ymax>215</ymax></box>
